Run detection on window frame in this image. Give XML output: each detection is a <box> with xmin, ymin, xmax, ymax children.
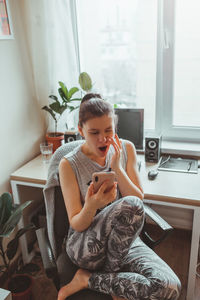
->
<box><xmin>161</xmin><ymin>0</ymin><xmax>200</xmax><ymax>142</ymax></box>
<box><xmin>72</xmin><ymin>0</ymin><xmax>200</xmax><ymax>143</ymax></box>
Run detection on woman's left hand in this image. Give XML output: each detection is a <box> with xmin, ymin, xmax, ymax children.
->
<box><xmin>108</xmin><ymin>134</ymin><xmax>122</xmax><ymax>172</ymax></box>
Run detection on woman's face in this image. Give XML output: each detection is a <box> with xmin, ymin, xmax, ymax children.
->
<box><xmin>79</xmin><ymin>114</ymin><xmax>115</xmax><ymax>157</ymax></box>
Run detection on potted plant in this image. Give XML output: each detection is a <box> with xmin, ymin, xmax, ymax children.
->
<box><xmin>0</xmin><ymin>192</ymin><xmax>36</xmax><ymax>300</ymax></box>
<box><xmin>42</xmin><ymin>72</ymin><xmax>93</xmax><ymax>152</ymax></box>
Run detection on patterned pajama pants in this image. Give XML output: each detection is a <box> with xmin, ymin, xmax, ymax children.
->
<box><xmin>66</xmin><ymin>196</ymin><xmax>181</xmax><ymax>300</ymax></box>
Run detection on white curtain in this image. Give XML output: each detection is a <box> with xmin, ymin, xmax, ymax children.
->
<box><xmin>21</xmin><ymin>0</ymin><xmax>80</xmax><ymax>131</ymax></box>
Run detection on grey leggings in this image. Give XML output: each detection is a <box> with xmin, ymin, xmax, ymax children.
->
<box><xmin>66</xmin><ymin>196</ymin><xmax>181</xmax><ymax>300</ymax></box>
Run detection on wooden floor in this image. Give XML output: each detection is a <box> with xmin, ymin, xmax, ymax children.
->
<box><xmin>19</xmin><ymin>228</ymin><xmax>200</xmax><ymax>300</ymax></box>
<box><xmin>151</xmin><ymin>227</ymin><xmax>200</xmax><ymax>300</ymax></box>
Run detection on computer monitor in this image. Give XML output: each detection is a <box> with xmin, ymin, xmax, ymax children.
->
<box><xmin>114</xmin><ymin>108</ymin><xmax>144</xmax><ymax>150</ymax></box>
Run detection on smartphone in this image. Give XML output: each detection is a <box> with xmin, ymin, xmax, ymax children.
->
<box><xmin>92</xmin><ymin>171</ymin><xmax>115</xmax><ymax>193</ymax></box>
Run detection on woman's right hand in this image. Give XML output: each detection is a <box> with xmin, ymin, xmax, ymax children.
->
<box><xmin>85</xmin><ymin>180</ymin><xmax>117</xmax><ymax>211</ymax></box>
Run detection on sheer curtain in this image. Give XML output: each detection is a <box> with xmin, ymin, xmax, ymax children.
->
<box><xmin>22</xmin><ymin>0</ymin><xmax>79</xmax><ymax>131</ymax></box>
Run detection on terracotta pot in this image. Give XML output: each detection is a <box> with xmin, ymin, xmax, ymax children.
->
<box><xmin>7</xmin><ymin>274</ymin><xmax>33</xmax><ymax>300</ymax></box>
<box><xmin>46</xmin><ymin>132</ymin><xmax>64</xmax><ymax>152</ymax></box>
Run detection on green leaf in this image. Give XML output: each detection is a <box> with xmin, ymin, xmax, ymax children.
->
<box><xmin>58</xmin><ymin>88</ymin><xmax>67</xmax><ymax>102</ymax></box>
<box><xmin>68</xmin><ymin>105</ymin><xmax>79</xmax><ymax>112</ymax></box>
<box><xmin>50</xmin><ymin>102</ymin><xmax>67</xmax><ymax>116</ymax></box>
<box><xmin>6</xmin><ymin>236</ymin><xmax>18</xmax><ymax>260</ymax></box>
<box><xmin>79</xmin><ymin>72</ymin><xmax>92</xmax><ymax>92</ymax></box>
<box><xmin>49</xmin><ymin>95</ymin><xmax>59</xmax><ymax>102</ymax></box>
<box><xmin>68</xmin><ymin>87</ymin><xmax>79</xmax><ymax>100</ymax></box>
<box><xmin>17</xmin><ymin>262</ymin><xmax>40</xmax><ymax>275</ymax></box>
<box><xmin>6</xmin><ymin>223</ymin><xmax>35</xmax><ymax>260</ymax></box>
<box><xmin>69</xmin><ymin>98</ymin><xmax>82</xmax><ymax>102</ymax></box>
<box><xmin>58</xmin><ymin>81</ymin><xmax>69</xmax><ymax>100</ymax></box>
<box><xmin>74</xmin><ymin>105</ymin><xmax>80</xmax><ymax>110</ymax></box>
<box><xmin>0</xmin><ymin>193</ymin><xmax>13</xmax><ymax>227</ymax></box>
<box><xmin>15</xmin><ymin>223</ymin><xmax>35</xmax><ymax>239</ymax></box>
<box><xmin>42</xmin><ymin>106</ymin><xmax>56</xmax><ymax>121</ymax></box>
<box><xmin>59</xmin><ymin>105</ymin><xmax>68</xmax><ymax>115</ymax></box>
<box><xmin>0</xmin><ymin>265</ymin><xmax>7</xmax><ymax>272</ymax></box>
<box><xmin>0</xmin><ymin>200</ymin><xmax>32</xmax><ymax>237</ymax></box>
<box><xmin>49</xmin><ymin>102</ymin><xmax>62</xmax><ymax>114</ymax></box>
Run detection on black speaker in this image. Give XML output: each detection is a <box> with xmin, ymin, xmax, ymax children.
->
<box><xmin>64</xmin><ymin>131</ymin><xmax>82</xmax><ymax>143</ymax></box>
<box><xmin>145</xmin><ymin>136</ymin><xmax>162</xmax><ymax>162</ymax></box>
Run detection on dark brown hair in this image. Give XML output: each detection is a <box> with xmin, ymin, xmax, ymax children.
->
<box><xmin>79</xmin><ymin>93</ymin><xmax>118</xmax><ymax>127</ymax></box>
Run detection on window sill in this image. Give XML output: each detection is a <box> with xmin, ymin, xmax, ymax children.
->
<box><xmin>137</xmin><ymin>140</ymin><xmax>200</xmax><ymax>158</ymax></box>
<box><xmin>161</xmin><ymin>140</ymin><xmax>200</xmax><ymax>158</ymax></box>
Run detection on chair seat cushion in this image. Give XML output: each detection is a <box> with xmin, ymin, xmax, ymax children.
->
<box><xmin>57</xmin><ymin>251</ymin><xmax>112</xmax><ymax>300</ymax></box>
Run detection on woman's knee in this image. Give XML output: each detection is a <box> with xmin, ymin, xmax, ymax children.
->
<box><xmin>113</xmin><ymin>196</ymin><xmax>145</xmax><ymax>233</ymax></box>
<box><xmin>118</xmin><ymin>196</ymin><xmax>144</xmax><ymax>220</ymax></box>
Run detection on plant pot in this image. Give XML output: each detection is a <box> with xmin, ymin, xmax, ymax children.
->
<box><xmin>46</xmin><ymin>132</ymin><xmax>64</xmax><ymax>152</ymax></box>
<box><xmin>7</xmin><ymin>274</ymin><xmax>33</xmax><ymax>300</ymax></box>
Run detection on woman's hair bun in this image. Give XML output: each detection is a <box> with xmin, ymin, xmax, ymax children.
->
<box><xmin>81</xmin><ymin>93</ymin><xmax>102</xmax><ymax>104</ymax></box>
<box><xmin>79</xmin><ymin>92</ymin><xmax>117</xmax><ymax>128</ymax></box>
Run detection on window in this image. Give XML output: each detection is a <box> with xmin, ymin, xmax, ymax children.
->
<box><xmin>173</xmin><ymin>0</ymin><xmax>200</xmax><ymax>128</ymax></box>
<box><xmin>73</xmin><ymin>0</ymin><xmax>200</xmax><ymax>142</ymax></box>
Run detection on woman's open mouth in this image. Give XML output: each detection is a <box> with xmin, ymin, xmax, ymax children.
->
<box><xmin>98</xmin><ymin>146</ymin><xmax>108</xmax><ymax>153</ymax></box>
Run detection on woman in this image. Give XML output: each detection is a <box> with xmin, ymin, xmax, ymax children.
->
<box><xmin>58</xmin><ymin>93</ymin><xmax>181</xmax><ymax>300</ymax></box>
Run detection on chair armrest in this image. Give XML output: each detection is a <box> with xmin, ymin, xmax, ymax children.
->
<box><xmin>142</xmin><ymin>204</ymin><xmax>173</xmax><ymax>248</ymax></box>
<box><xmin>144</xmin><ymin>204</ymin><xmax>173</xmax><ymax>231</ymax></box>
<box><xmin>36</xmin><ymin>228</ymin><xmax>58</xmax><ymax>279</ymax></box>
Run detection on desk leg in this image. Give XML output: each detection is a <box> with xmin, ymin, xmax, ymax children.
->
<box><xmin>11</xmin><ymin>181</ymin><xmax>35</xmax><ymax>264</ymax></box>
<box><xmin>186</xmin><ymin>207</ymin><xmax>200</xmax><ymax>300</ymax></box>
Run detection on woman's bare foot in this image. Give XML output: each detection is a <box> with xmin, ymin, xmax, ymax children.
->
<box><xmin>57</xmin><ymin>268</ymin><xmax>91</xmax><ymax>300</ymax></box>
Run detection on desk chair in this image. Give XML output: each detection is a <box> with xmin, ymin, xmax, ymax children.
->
<box><xmin>36</xmin><ymin>140</ymin><xmax>173</xmax><ymax>300</ymax></box>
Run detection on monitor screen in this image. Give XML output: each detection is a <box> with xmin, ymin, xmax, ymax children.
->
<box><xmin>115</xmin><ymin>108</ymin><xmax>144</xmax><ymax>150</ymax></box>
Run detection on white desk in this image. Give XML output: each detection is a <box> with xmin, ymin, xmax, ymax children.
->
<box><xmin>10</xmin><ymin>155</ymin><xmax>47</xmax><ymax>263</ymax></box>
<box><xmin>10</xmin><ymin>154</ymin><xmax>200</xmax><ymax>300</ymax></box>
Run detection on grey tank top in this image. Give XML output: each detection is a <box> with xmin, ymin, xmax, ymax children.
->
<box><xmin>64</xmin><ymin>139</ymin><xmax>128</xmax><ymax>203</ymax></box>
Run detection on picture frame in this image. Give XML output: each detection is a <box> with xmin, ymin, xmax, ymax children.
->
<box><xmin>0</xmin><ymin>0</ymin><xmax>13</xmax><ymax>39</ymax></box>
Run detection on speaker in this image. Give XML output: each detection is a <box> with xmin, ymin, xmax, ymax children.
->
<box><xmin>145</xmin><ymin>136</ymin><xmax>162</xmax><ymax>162</ymax></box>
<box><xmin>64</xmin><ymin>131</ymin><xmax>82</xmax><ymax>143</ymax></box>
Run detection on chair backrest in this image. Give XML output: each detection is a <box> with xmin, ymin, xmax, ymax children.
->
<box><xmin>54</xmin><ymin>185</ymin><xmax>69</xmax><ymax>256</ymax></box>
<box><xmin>46</xmin><ymin>140</ymin><xmax>84</xmax><ymax>258</ymax></box>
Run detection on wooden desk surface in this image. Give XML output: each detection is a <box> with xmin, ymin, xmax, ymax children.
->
<box><xmin>10</xmin><ymin>155</ymin><xmax>48</xmax><ymax>185</ymax></box>
<box><xmin>10</xmin><ymin>154</ymin><xmax>200</xmax><ymax>206</ymax></box>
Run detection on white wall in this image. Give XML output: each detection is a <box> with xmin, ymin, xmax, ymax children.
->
<box><xmin>0</xmin><ymin>0</ymin><xmax>46</xmax><ymax>194</ymax></box>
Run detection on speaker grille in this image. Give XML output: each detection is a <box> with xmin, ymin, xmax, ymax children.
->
<box><xmin>145</xmin><ymin>136</ymin><xmax>161</xmax><ymax>162</ymax></box>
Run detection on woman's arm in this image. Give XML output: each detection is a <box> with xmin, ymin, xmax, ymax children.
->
<box><xmin>59</xmin><ymin>158</ymin><xmax>117</xmax><ymax>232</ymax></box>
<box><xmin>59</xmin><ymin>158</ymin><xmax>94</xmax><ymax>232</ymax></box>
<box><xmin>109</xmin><ymin>136</ymin><xmax>144</xmax><ymax>200</ymax></box>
